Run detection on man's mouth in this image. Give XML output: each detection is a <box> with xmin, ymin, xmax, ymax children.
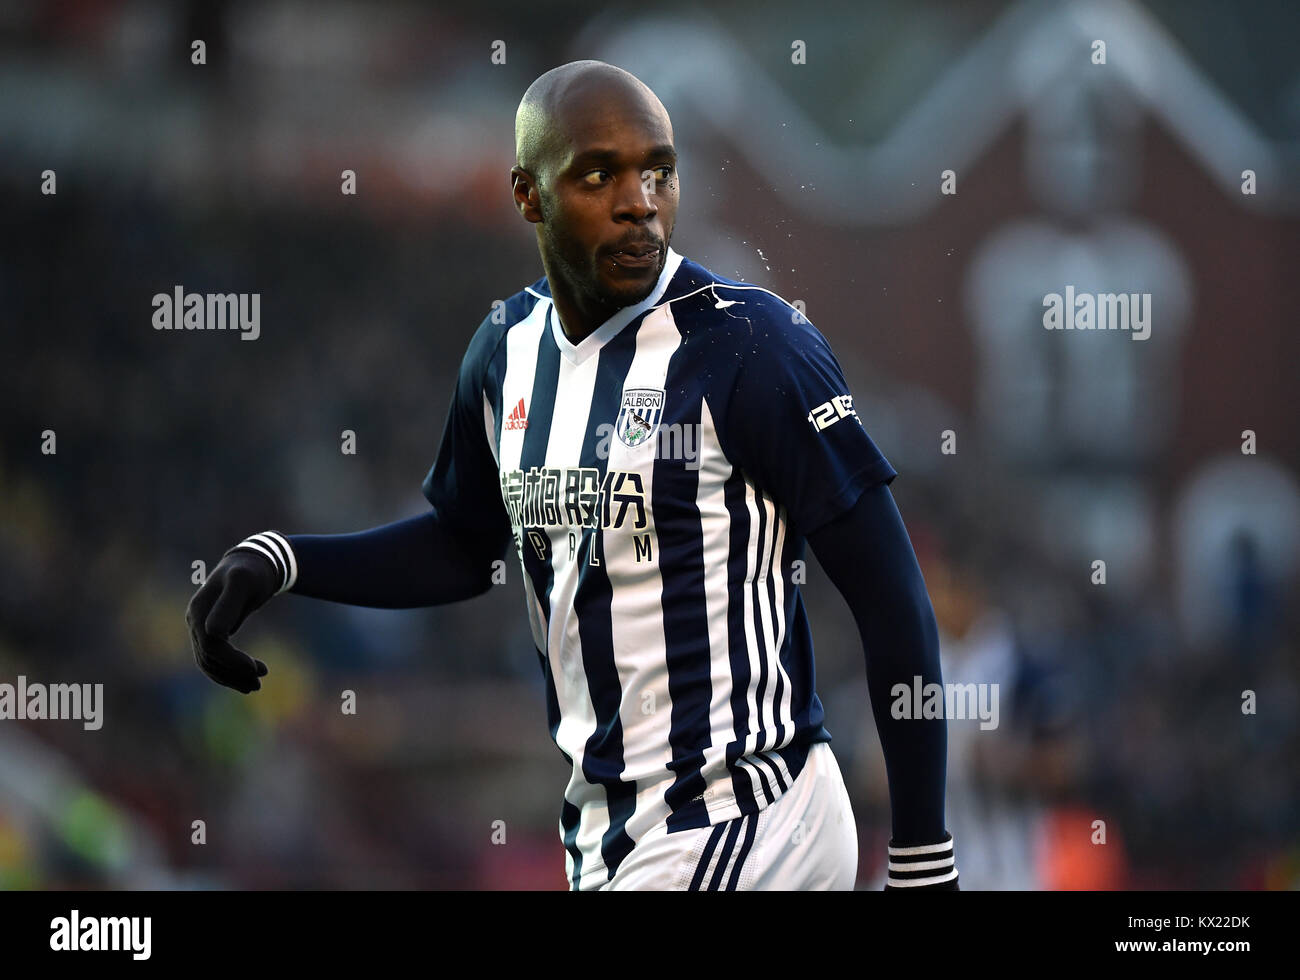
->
<box><xmin>614</xmin><ymin>243</ymin><xmax>659</xmax><ymax>258</ymax></box>
<box><xmin>609</xmin><ymin>243</ymin><xmax>661</xmax><ymax>269</ymax></box>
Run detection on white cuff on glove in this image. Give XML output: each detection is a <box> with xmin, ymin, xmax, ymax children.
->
<box><xmin>886</xmin><ymin>831</ymin><xmax>959</xmax><ymax>888</ymax></box>
<box><xmin>231</xmin><ymin>531</ymin><xmax>298</xmax><ymax>594</ymax></box>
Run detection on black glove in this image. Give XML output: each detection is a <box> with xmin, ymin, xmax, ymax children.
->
<box><xmin>883</xmin><ymin>831</ymin><xmax>960</xmax><ymax>890</ymax></box>
<box><xmin>187</xmin><ymin>532</ymin><xmax>295</xmax><ymax>693</ymax></box>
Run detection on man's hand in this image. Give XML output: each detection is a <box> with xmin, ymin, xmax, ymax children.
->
<box><xmin>186</xmin><ymin>548</ymin><xmax>282</xmax><ymax>693</ymax></box>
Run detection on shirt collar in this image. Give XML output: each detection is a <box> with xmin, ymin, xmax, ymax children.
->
<box><xmin>546</xmin><ymin>246</ymin><xmax>686</xmax><ymax>365</ymax></box>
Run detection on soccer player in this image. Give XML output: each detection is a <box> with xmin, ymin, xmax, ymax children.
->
<box><xmin>187</xmin><ymin>60</ymin><xmax>959</xmax><ymax>891</ymax></box>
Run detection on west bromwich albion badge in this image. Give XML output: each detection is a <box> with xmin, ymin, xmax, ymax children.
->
<box><xmin>615</xmin><ymin>387</ymin><xmax>665</xmax><ymax>448</ymax></box>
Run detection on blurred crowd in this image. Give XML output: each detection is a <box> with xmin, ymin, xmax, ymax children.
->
<box><xmin>3</xmin><ymin>184</ymin><xmax>1295</xmax><ymax>890</ymax></box>
<box><xmin>1</xmin><ymin>0</ymin><xmax>1297</xmax><ymax>890</ymax></box>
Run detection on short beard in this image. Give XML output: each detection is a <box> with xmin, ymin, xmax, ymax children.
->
<box><xmin>540</xmin><ymin>194</ymin><xmax>663</xmax><ymax>311</ymax></box>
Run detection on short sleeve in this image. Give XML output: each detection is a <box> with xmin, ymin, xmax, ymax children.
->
<box><xmin>720</xmin><ymin>313</ymin><xmax>896</xmax><ymax>536</ymax></box>
<box><xmin>421</xmin><ymin>318</ymin><xmax>512</xmax><ymax>562</ymax></box>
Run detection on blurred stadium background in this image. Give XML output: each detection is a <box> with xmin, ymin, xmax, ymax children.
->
<box><xmin>1</xmin><ymin>0</ymin><xmax>1297</xmax><ymax>889</ymax></box>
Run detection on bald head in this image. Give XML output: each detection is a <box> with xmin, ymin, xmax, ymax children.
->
<box><xmin>510</xmin><ymin>61</ymin><xmax>679</xmax><ymax>341</ymax></box>
<box><xmin>515</xmin><ymin>61</ymin><xmax>671</xmax><ymax>193</ymax></box>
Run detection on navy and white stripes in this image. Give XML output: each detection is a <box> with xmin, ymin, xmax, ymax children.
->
<box><xmin>421</xmin><ymin>247</ymin><xmax>903</xmax><ymax>889</ymax></box>
<box><xmin>885</xmin><ymin>832</ymin><xmax>959</xmax><ymax>888</ymax></box>
<box><xmin>231</xmin><ymin>531</ymin><xmax>298</xmax><ymax>593</ymax></box>
<box><xmin>687</xmin><ymin>813</ymin><xmax>759</xmax><ymax>891</ymax></box>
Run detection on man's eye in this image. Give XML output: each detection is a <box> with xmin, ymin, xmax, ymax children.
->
<box><xmin>582</xmin><ymin>167</ymin><xmax>673</xmax><ymax>186</ymax></box>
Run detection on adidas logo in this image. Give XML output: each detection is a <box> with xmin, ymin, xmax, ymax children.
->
<box><xmin>505</xmin><ymin>397</ymin><xmax>529</xmax><ymax>430</ymax></box>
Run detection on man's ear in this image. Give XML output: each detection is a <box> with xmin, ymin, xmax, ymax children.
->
<box><xmin>512</xmin><ymin>168</ymin><xmax>543</xmax><ymax>223</ymax></box>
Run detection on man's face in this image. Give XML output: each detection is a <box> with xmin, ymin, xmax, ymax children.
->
<box><xmin>531</xmin><ymin>91</ymin><xmax>679</xmax><ymax>312</ymax></box>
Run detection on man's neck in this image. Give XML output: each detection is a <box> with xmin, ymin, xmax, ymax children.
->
<box><xmin>541</xmin><ymin>249</ymin><xmax>675</xmax><ymax>346</ymax></box>
<box><xmin>549</xmin><ymin>292</ymin><xmax>616</xmax><ymax>346</ymax></box>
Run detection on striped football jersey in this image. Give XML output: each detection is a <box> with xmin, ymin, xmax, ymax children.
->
<box><xmin>422</xmin><ymin>247</ymin><xmax>896</xmax><ymax>889</ymax></box>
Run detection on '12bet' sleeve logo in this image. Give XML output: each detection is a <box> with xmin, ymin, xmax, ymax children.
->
<box><xmin>806</xmin><ymin>394</ymin><xmax>859</xmax><ymax>432</ymax></box>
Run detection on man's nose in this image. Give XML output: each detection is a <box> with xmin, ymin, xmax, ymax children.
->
<box><xmin>615</xmin><ymin>171</ymin><xmax>658</xmax><ymax>220</ymax></box>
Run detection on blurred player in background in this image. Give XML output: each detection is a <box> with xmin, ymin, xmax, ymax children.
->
<box><xmin>187</xmin><ymin>60</ymin><xmax>958</xmax><ymax>891</ymax></box>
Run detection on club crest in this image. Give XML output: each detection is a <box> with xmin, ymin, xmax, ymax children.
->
<box><xmin>615</xmin><ymin>387</ymin><xmax>665</xmax><ymax>448</ymax></box>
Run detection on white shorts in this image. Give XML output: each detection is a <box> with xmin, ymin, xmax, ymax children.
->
<box><xmin>599</xmin><ymin>741</ymin><xmax>858</xmax><ymax>890</ymax></box>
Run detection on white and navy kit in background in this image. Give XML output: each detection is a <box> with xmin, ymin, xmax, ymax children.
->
<box><xmin>422</xmin><ymin>247</ymin><xmax>897</xmax><ymax>890</ymax></box>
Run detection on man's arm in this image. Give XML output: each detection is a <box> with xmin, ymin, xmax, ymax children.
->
<box><xmin>284</xmin><ymin>507</ymin><xmax>507</xmax><ymax>607</ymax></box>
<box><xmin>187</xmin><ymin>310</ymin><xmax>513</xmax><ymax>694</ymax></box>
<box><xmin>187</xmin><ymin>510</ymin><xmax>509</xmax><ymax>694</ymax></box>
<box><xmin>807</xmin><ymin>481</ymin><xmax>959</xmax><ymax>889</ymax></box>
<box><xmin>710</xmin><ymin>298</ymin><xmax>958</xmax><ymax>887</ymax></box>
